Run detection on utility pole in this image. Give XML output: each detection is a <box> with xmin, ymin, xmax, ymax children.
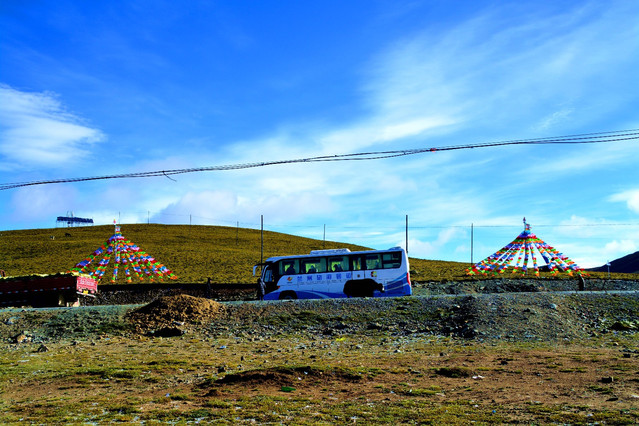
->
<box><xmin>471</xmin><ymin>223</ymin><xmax>474</xmax><ymax>265</ymax></box>
<box><xmin>405</xmin><ymin>215</ymin><xmax>409</xmax><ymax>254</ymax></box>
<box><xmin>323</xmin><ymin>224</ymin><xmax>326</xmax><ymax>249</ymax></box>
<box><xmin>260</xmin><ymin>215</ymin><xmax>264</xmax><ymax>265</ymax></box>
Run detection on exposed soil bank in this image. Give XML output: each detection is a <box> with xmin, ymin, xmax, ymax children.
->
<box><xmin>2</xmin><ymin>291</ymin><xmax>638</xmax><ymax>344</ymax></box>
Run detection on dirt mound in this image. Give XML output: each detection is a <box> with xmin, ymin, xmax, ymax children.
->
<box><xmin>204</xmin><ymin>366</ymin><xmax>363</xmax><ymax>396</ymax></box>
<box><xmin>127</xmin><ymin>294</ymin><xmax>224</xmax><ymax>331</ymax></box>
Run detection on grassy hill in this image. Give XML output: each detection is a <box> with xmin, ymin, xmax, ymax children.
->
<box><xmin>0</xmin><ymin>224</ymin><xmax>633</xmax><ymax>285</ymax></box>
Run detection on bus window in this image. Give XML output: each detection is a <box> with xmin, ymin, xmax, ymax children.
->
<box><xmin>365</xmin><ymin>254</ymin><xmax>381</xmax><ymax>270</ymax></box>
<box><xmin>382</xmin><ymin>252</ymin><xmax>402</xmax><ymax>269</ymax></box>
<box><xmin>263</xmin><ymin>265</ymin><xmax>273</xmax><ymax>285</ymax></box>
<box><xmin>279</xmin><ymin>259</ymin><xmax>299</xmax><ymax>275</ymax></box>
<box><xmin>301</xmin><ymin>258</ymin><xmax>326</xmax><ymax>273</ymax></box>
<box><xmin>350</xmin><ymin>255</ymin><xmax>363</xmax><ymax>270</ymax></box>
<box><xmin>264</xmin><ymin>267</ymin><xmax>273</xmax><ymax>283</ymax></box>
<box><xmin>328</xmin><ymin>256</ymin><xmax>347</xmax><ymax>272</ymax></box>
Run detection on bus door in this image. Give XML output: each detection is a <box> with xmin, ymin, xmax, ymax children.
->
<box><xmin>380</xmin><ymin>251</ymin><xmax>404</xmax><ymax>292</ymax></box>
<box><xmin>261</xmin><ymin>264</ymin><xmax>277</xmax><ymax>294</ymax></box>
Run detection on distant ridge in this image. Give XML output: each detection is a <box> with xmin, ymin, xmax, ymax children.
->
<box><xmin>589</xmin><ymin>251</ymin><xmax>639</xmax><ymax>274</ymax></box>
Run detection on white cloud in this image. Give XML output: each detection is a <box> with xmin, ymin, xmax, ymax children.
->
<box><xmin>10</xmin><ymin>185</ymin><xmax>77</xmax><ymax>221</ymax></box>
<box><xmin>0</xmin><ymin>85</ymin><xmax>104</xmax><ymax>170</ymax></box>
<box><xmin>534</xmin><ymin>108</ymin><xmax>575</xmax><ymax>131</ymax></box>
<box><xmin>318</xmin><ymin>116</ymin><xmax>456</xmax><ymax>153</ymax></box>
<box><xmin>603</xmin><ymin>239</ymin><xmax>638</xmax><ymax>255</ymax></box>
<box><xmin>156</xmin><ymin>190</ymin><xmax>239</xmax><ymax>222</ymax></box>
<box><xmin>403</xmin><ymin>227</ymin><xmax>465</xmax><ymax>259</ymax></box>
<box><xmin>610</xmin><ymin>189</ymin><xmax>639</xmax><ymax>214</ymax></box>
<box><xmin>544</xmin><ymin>215</ymin><xmax>639</xmax><ymax>267</ymax></box>
<box><xmin>153</xmin><ymin>189</ymin><xmax>335</xmax><ymax>225</ymax></box>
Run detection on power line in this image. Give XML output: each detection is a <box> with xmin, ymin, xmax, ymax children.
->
<box><xmin>2</xmin><ymin>128</ymin><xmax>638</xmax><ymax>191</ymax></box>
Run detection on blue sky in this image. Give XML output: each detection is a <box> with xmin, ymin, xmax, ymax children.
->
<box><xmin>1</xmin><ymin>0</ymin><xmax>638</xmax><ymax>268</ymax></box>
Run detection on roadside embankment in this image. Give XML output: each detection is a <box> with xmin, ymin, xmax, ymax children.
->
<box><xmin>2</xmin><ymin>291</ymin><xmax>638</xmax><ymax>344</ymax></box>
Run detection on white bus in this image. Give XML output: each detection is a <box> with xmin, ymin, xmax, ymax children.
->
<box><xmin>254</xmin><ymin>247</ymin><xmax>412</xmax><ymax>300</ymax></box>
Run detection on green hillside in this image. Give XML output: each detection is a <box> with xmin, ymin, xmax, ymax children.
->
<box><xmin>0</xmin><ymin>224</ymin><xmax>631</xmax><ymax>285</ymax></box>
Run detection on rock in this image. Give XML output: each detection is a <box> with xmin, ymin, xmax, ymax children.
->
<box><xmin>601</xmin><ymin>376</ymin><xmax>614</xmax><ymax>383</ymax></box>
<box><xmin>36</xmin><ymin>344</ymin><xmax>49</xmax><ymax>352</ymax></box>
<box><xmin>367</xmin><ymin>322</ymin><xmax>384</xmax><ymax>330</ymax></box>
<box><xmin>610</xmin><ymin>320</ymin><xmax>637</xmax><ymax>331</ymax></box>
<box><xmin>13</xmin><ymin>333</ymin><xmax>30</xmax><ymax>344</ymax></box>
<box><xmin>333</xmin><ymin>322</ymin><xmax>348</xmax><ymax>330</ymax></box>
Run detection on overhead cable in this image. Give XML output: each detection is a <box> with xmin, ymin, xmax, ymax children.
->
<box><xmin>1</xmin><ymin>128</ymin><xmax>638</xmax><ymax>190</ymax></box>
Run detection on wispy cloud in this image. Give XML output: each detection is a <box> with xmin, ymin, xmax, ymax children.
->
<box><xmin>0</xmin><ymin>85</ymin><xmax>104</xmax><ymax>170</ymax></box>
<box><xmin>133</xmin><ymin>1</ymin><xmax>638</xmax><ymax>244</ymax></box>
<box><xmin>365</xmin><ymin>2</ymin><xmax>639</xmax><ymax>136</ymax></box>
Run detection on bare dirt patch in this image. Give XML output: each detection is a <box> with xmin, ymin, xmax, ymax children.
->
<box><xmin>195</xmin><ymin>345</ymin><xmax>639</xmax><ymax>412</ymax></box>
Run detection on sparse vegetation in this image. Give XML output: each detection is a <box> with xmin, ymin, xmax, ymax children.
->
<box><xmin>0</xmin><ymin>324</ymin><xmax>637</xmax><ymax>424</ymax></box>
<box><xmin>1</xmin><ymin>224</ymin><xmax>634</xmax><ymax>284</ymax></box>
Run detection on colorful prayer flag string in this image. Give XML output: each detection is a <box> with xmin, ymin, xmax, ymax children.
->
<box><xmin>467</xmin><ymin>218</ymin><xmax>585</xmax><ymax>277</ymax></box>
<box><xmin>70</xmin><ymin>224</ymin><xmax>177</xmax><ymax>283</ymax></box>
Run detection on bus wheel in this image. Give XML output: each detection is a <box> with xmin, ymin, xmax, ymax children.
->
<box><xmin>279</xmin><ymin>291</ymin><xmax>298</xmax><ymax>300</ymax></box>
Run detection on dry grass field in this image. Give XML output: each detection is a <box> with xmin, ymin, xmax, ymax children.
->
<box><xmin>0</xmin><ymin>223</ymin><xmax>632</xmax><ymax>285</ymax></box>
